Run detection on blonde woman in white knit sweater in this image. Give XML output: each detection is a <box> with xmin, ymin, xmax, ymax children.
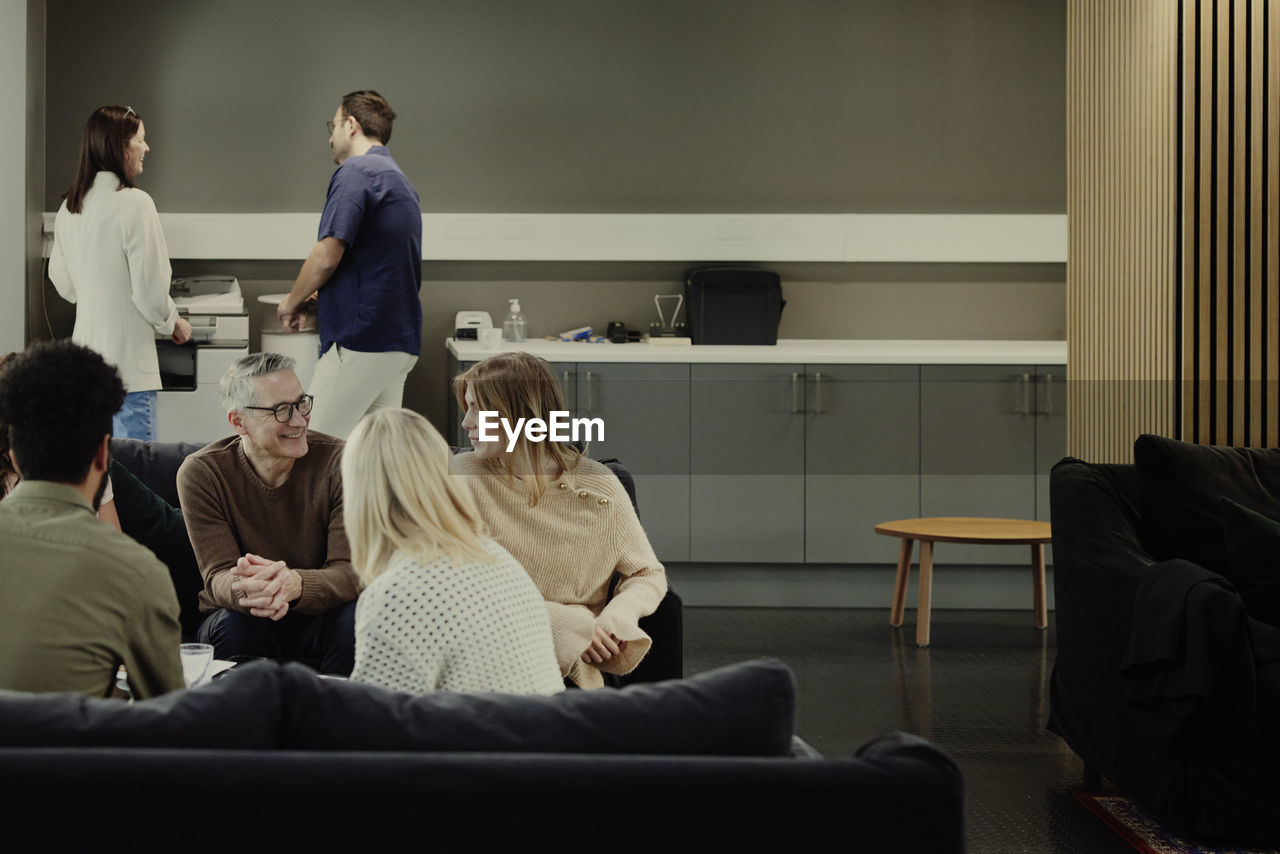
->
<box><xmin>451</xmin><ymin>353</ymin><xmax>668</xmax><ymax>689</ymax></box>
<box><xmin>343</xmin><ymin>407</ymin><xmax>563</xmax><ymax>696</ymax></box>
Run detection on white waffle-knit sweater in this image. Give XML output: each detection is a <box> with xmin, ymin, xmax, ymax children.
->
<box><xmin>450</xmin><ymin>452</ymin><xmax>668</xmax><ymax>689</ymax></box>
<box><xmin>349</xmin><ymin>539</ymin><xmax>564</xmax><ymax>696</ymax></box>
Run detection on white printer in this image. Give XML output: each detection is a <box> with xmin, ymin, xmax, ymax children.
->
<box><xmin>155</xmin><ymin>276</ymin><xmax>250</xmax><ymax>443</ymax></box>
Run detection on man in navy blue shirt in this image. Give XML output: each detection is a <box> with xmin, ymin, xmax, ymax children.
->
<box><xmin>277</xmin><ymin>90</ymin><xmax>422</xmax><ymax>439</ymax></box>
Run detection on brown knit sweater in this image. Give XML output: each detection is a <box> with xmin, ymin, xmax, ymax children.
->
<box><xmin>450</xmin><ymin>452</ymin><xmax>667</xmax><ymax>689</ymax></box>
<box><xmin>177</xmin><ymin>432</ymin><xmax>357</xmax><ymax>616</ymax></box>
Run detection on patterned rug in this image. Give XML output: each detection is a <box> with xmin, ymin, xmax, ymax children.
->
<box><xmin>1075</xmin><ymin>794</ymin><xmax>1280</xmax><ymax>854</ymax></box>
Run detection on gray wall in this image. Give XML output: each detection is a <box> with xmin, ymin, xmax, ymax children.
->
<box><xmin>45</xmin><ymin>0</ymin><xmax>1064</xmax><ymax>213</ymax></box>
<box><xmin>4</xmin><ymin>0</ymin><xmax>39</xmax><ymax>354</ymax></box>
<box><xmin>25</xmin><ymin>0</ymin><xmax>45</xmax><ymax>350</ymax></box>
<box><xmin>41</xmin><ymin>0</ymin><xmax>1067</xmax><ymax>431</ymax></box>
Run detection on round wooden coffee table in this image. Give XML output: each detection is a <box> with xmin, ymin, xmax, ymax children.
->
<box><xmin>874</xmin><ymin>517</ymin><xmax>1052</xmax><ymax>647</ymax></box>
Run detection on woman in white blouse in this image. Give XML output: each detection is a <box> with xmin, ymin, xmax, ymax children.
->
<box><xmin>344</xmin><ymin>407</ymin><xmax>563</xmax><ymax>696</ymax></box>
<box><xmin>49</xmin><ymin>105</ymin><xmax>191</xmax><ymax>441</ymax></box>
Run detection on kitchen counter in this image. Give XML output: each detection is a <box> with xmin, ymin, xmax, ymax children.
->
<box><xmin>446</xmin><ymin>338</ymin><xmax>1067</xmax><ymax>365</ymax></box>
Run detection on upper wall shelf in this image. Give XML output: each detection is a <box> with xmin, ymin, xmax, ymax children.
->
<box><xmin>41</xmin><ymin>212</ymin><xmax>1066</xmax><ymax>263</ymax></box>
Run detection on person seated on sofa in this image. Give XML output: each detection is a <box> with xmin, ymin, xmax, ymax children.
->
<box><xmin>343</xmin><ymin>408</ymin><xmax>562</xmax><ymax>695</ymax></box>
<box><xmin>2</xmin><ymin>352</ymin><xmax>204</xmax><ymax>640</ymax></box>
<box><xmin>451</xmin><ymin>352</ymin><xmax>667</xmax><ymax>689</ymax></box>
<box><xmin>177</xmin><ymin>352</ymin><xmax>358</xmax><ymax>675</ymax></box>
<box><xmin>0</xmin><ymin>340</ymin><xmax>184</xmax><ymax>697</ymax></box>
<box><xmin>2</xmin><ymin>351</ymin><xmax>120</xmax><ymax>533</ymax></box>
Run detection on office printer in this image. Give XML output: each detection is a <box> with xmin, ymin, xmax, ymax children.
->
<box><xmin>156</xmin><ymin>276</ymin><xmax>250</xmax><ymax>443</ymax></box>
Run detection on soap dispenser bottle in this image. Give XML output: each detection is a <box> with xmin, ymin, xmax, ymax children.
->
<box><xmin>503</xmin><ymin>298</ymin><xmax>526</xmax><ymax>342</ymax></box>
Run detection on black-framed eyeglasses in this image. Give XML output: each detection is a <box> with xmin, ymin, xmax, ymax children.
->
<box><xmin>244</xmin><ymin>395</ymin><xmax>313</xmax><ymax>423</ymax></box>
<box><xmin>326</xmin><ymin>116</ymin><xmax>347</xmax><ymax>135</ymax></box>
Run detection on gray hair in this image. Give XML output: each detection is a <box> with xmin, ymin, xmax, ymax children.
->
<box><xmin>218</xmin><ymin>352</ymin><xmax>297</xmax><ymax>413</ymax></box>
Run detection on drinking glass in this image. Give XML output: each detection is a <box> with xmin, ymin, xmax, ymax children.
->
<box><xmin>180</xmin><ymin>642</ymin><xmax>214</xmax><ymax>688</ymax></box>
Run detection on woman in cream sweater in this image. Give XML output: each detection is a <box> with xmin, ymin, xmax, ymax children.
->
<box><xmin>49</xmin><ymin>105</ymin><xmax>191</xmax><ymax>440</ymax></box>
<box><xmin>451</xmin><ymin>353</ymin><xmax>668</xmax><ymax>689</ymax></box>
<box><xmin>344</xmin><ymin>407</ymin><xmax>562</xmax><ymax>696</ymax></box>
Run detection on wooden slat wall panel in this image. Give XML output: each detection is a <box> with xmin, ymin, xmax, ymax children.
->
<box><xmin>1271</xmin><ymin>0</ymin><xmax>1280</xmax><ymax>448</ymax></box>
<box><xmin>1197</xmin><ymin>1</ymin><xmax>1214</xmax><ymax>442</ymax></box>
<box><xmin>1183</xmin><ymin>0</ymin><xmax>1280</xmax><ymax>446</ymax></box>
<box><xmin>1067</xmin><ymin>1</ymin><xmax>1179</xmax><ymax>462</ymax></box>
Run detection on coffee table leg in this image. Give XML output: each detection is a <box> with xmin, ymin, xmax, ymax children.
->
<box><xmin>890</xmin><ymin>538</ymin><xmax>913</xmax><ymax>627</ymax></box>
<box><xmin>916</xmin><ymin>540</ymin><xmax>934</xmax><ymax>647</ymax></box>
<box><xmin>1032</xmin><ymin>543</ymin><xmax>1048</xmax><ymax>629</ymax></box>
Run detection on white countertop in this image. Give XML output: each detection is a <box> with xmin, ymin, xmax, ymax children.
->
<box><xmin>447</xmin><ymin>338</ymin><xmax>1067</xmax><ymax>365</ymax></box>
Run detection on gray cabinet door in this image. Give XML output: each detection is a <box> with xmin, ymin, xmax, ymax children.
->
<box><xmin>577</xmin><ymin>362</ymin><xmax>690</xmax><ymax>561</ymax></box>
<box><xmin>1034</xmin><ymin>365</ymin><xmax>1067</xmax><ymax>566</ymax></box>
<box><xmin>554</xmin><ymin>364</ymin><xmax>579</xmax><ymax>415</ymax></box>
<box><xmin>1034</xmin><ymin>365</ymin><xmax>1067</xmax><ymax>523</ymax></box>
<box><xmin>920</xmin><ymin>365</ymin><xmax>1037</xmax><ymax>565</ymax></box>
<box><xmin>690</xmin><ymin>363</ymin><xmax>805</xmax><ymax>562</ymax></box>
<box><xmin>805</xmin><ymin>364</ymin><xmax>921</xmax><ymax>564</ymax></box>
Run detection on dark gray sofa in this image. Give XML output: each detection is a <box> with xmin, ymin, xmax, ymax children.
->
<box><xmin>1049</xmin><ymin>435</ymin><xmax>1280</xmax><ymax>845</ymax></box>
<box><xmin>0</xmin><ymin>658</ymin><xmax>965</xmax><ymax>850</ymax></box>
<box><xmin>110</xmin><ymin>438</ymin><xmax>683</xmax><ymax>683</ymax></box>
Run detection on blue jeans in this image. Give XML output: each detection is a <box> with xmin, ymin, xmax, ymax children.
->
<box><xmin>113</xmin><ymin>390</ymin><xmax>157</xmax><ymax>441</ymax></box>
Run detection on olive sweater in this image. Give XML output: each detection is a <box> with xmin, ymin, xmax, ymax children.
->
<box><xmin>0</xmin><ymin>481</ymin><xmax>183</xmax><ymax>698</ymax></box>
<box><xmin>177</xmin><ymin>432</ymin><xmax>357</xmax><ymax>615</ymax></box>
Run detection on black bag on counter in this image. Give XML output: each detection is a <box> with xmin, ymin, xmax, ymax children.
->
<box><xmin>684</xmin><ymin>267</ymin><xmax>784</xmax><ymax>345</ymax></box>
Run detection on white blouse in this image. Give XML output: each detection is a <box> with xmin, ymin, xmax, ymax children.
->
<box><xmin>49</xmin><ymin>171</ymin><xmax>178</xmax><ymax>393</ymax></box>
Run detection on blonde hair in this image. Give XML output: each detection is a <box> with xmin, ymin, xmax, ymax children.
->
<box><xmin>453</xmin><ymin>352</ymin><xmax>584</xmax><ymax>506</ymax></box>
<box><xmin>342</xmin><ymin>408</ymin><xmax>493</xmax><ymax>588</ymax></box>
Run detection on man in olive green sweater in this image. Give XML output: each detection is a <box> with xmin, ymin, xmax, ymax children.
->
<box><xmin>0</xmin><ymin>341</ymin><xmax>184</xmax><ymax>698</ymax></box>
<box><xmin>177</xmin><ymin>352</ymin><xmax>358</xmax><ymax>675</ymax></box>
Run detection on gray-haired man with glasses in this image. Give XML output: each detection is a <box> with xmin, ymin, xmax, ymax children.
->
<box><xmin>176</xmin><ymin>352</ymin><xmax>357</xmax><ymax>674</ymax></box>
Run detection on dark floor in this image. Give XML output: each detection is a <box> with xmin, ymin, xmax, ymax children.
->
<box><xmin>682</xmin><ymin>607</ymin><xmax>1133</xmax><ymax>854</ymax></box>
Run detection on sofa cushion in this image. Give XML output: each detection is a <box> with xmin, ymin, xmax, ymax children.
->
<box><xmin>1220</xmin><ymin>498</ymin><xmax>1280</xmax><ymax>626</ymax></box>
<box><xmin>0</xmin><ymin>660</ymin><xmax>282</xmax><ymax>748</ymax></box>
<box><xmin>281</xmin><ymin>658</ymin><xmax>795</xmax><ymax>756</ymax></box>
<box><xmin>1134</xmin><ymin>434</ymin><xmax>1280</xmax><ymax>576</ymax></box>
<box><xmin>110</xmin><ymin>438</ymin><xmax>205</xmax><ymax>508</ymax></box>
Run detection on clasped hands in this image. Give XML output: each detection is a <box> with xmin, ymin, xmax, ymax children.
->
<box><xmin>581</xmin><ymin>624</ymin><xmax>628</xmax><ymax>665</ymax></box>
<box><xmin>230</xmin><ymin>554</ymin><xmax>302</xmax><ymax>621</ymax></box>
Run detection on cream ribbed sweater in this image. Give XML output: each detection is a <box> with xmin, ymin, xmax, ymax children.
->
<box><xmin>349</xmin><ymin>540</ymin><xmax>564</xmax><ymax>696</ymax></box>
<box><xmin>450</xmin><ymin>453</ymin><xmax>667</xmax><ymax>689</ymax></box>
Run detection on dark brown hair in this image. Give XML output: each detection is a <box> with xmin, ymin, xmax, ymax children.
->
<box><xmin>64</xmin><ymin>105</ymin><xmax>141</xmax><ymax>213</ymax></box>
<box><xmin>340</xmin><ymin>90</ymin><xmax>396</xmax><ymax>144</ymax></box>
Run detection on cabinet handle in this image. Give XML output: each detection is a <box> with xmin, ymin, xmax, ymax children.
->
<box><xmin>585</xmin><ymin>370</ymin><xmax>594</xmax><ymax>412</ymax></box>
<box><xmin>792</xmin><ymin>372</ymin><xmax>803</xmax><ymax>414</ymax></box>
<box><xmin>1019</xmin><ymin>373</ymin><xmax>1031</xmax><ymax>415</ymax></box>
<box><xmin>813</xmin><ymin>372</ymin><xmax>825</xmax><ymax>415</ymax></box>
<box><xmin>1040</xmin><ymin>373</ymin><xmax>1054</xmax><ymax>416</ymax></box>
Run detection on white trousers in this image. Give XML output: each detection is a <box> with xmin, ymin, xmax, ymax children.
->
<box><xmin>306</xmin><ymin>345</ymin><xmax>418</xmax><ymax>439</ymax></box>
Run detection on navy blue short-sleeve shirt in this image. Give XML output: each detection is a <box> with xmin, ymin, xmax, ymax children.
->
<box><xmin>316</xmin><ymin>146</ymin><xmax>422</xmax><ymax>356</ymax></box>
